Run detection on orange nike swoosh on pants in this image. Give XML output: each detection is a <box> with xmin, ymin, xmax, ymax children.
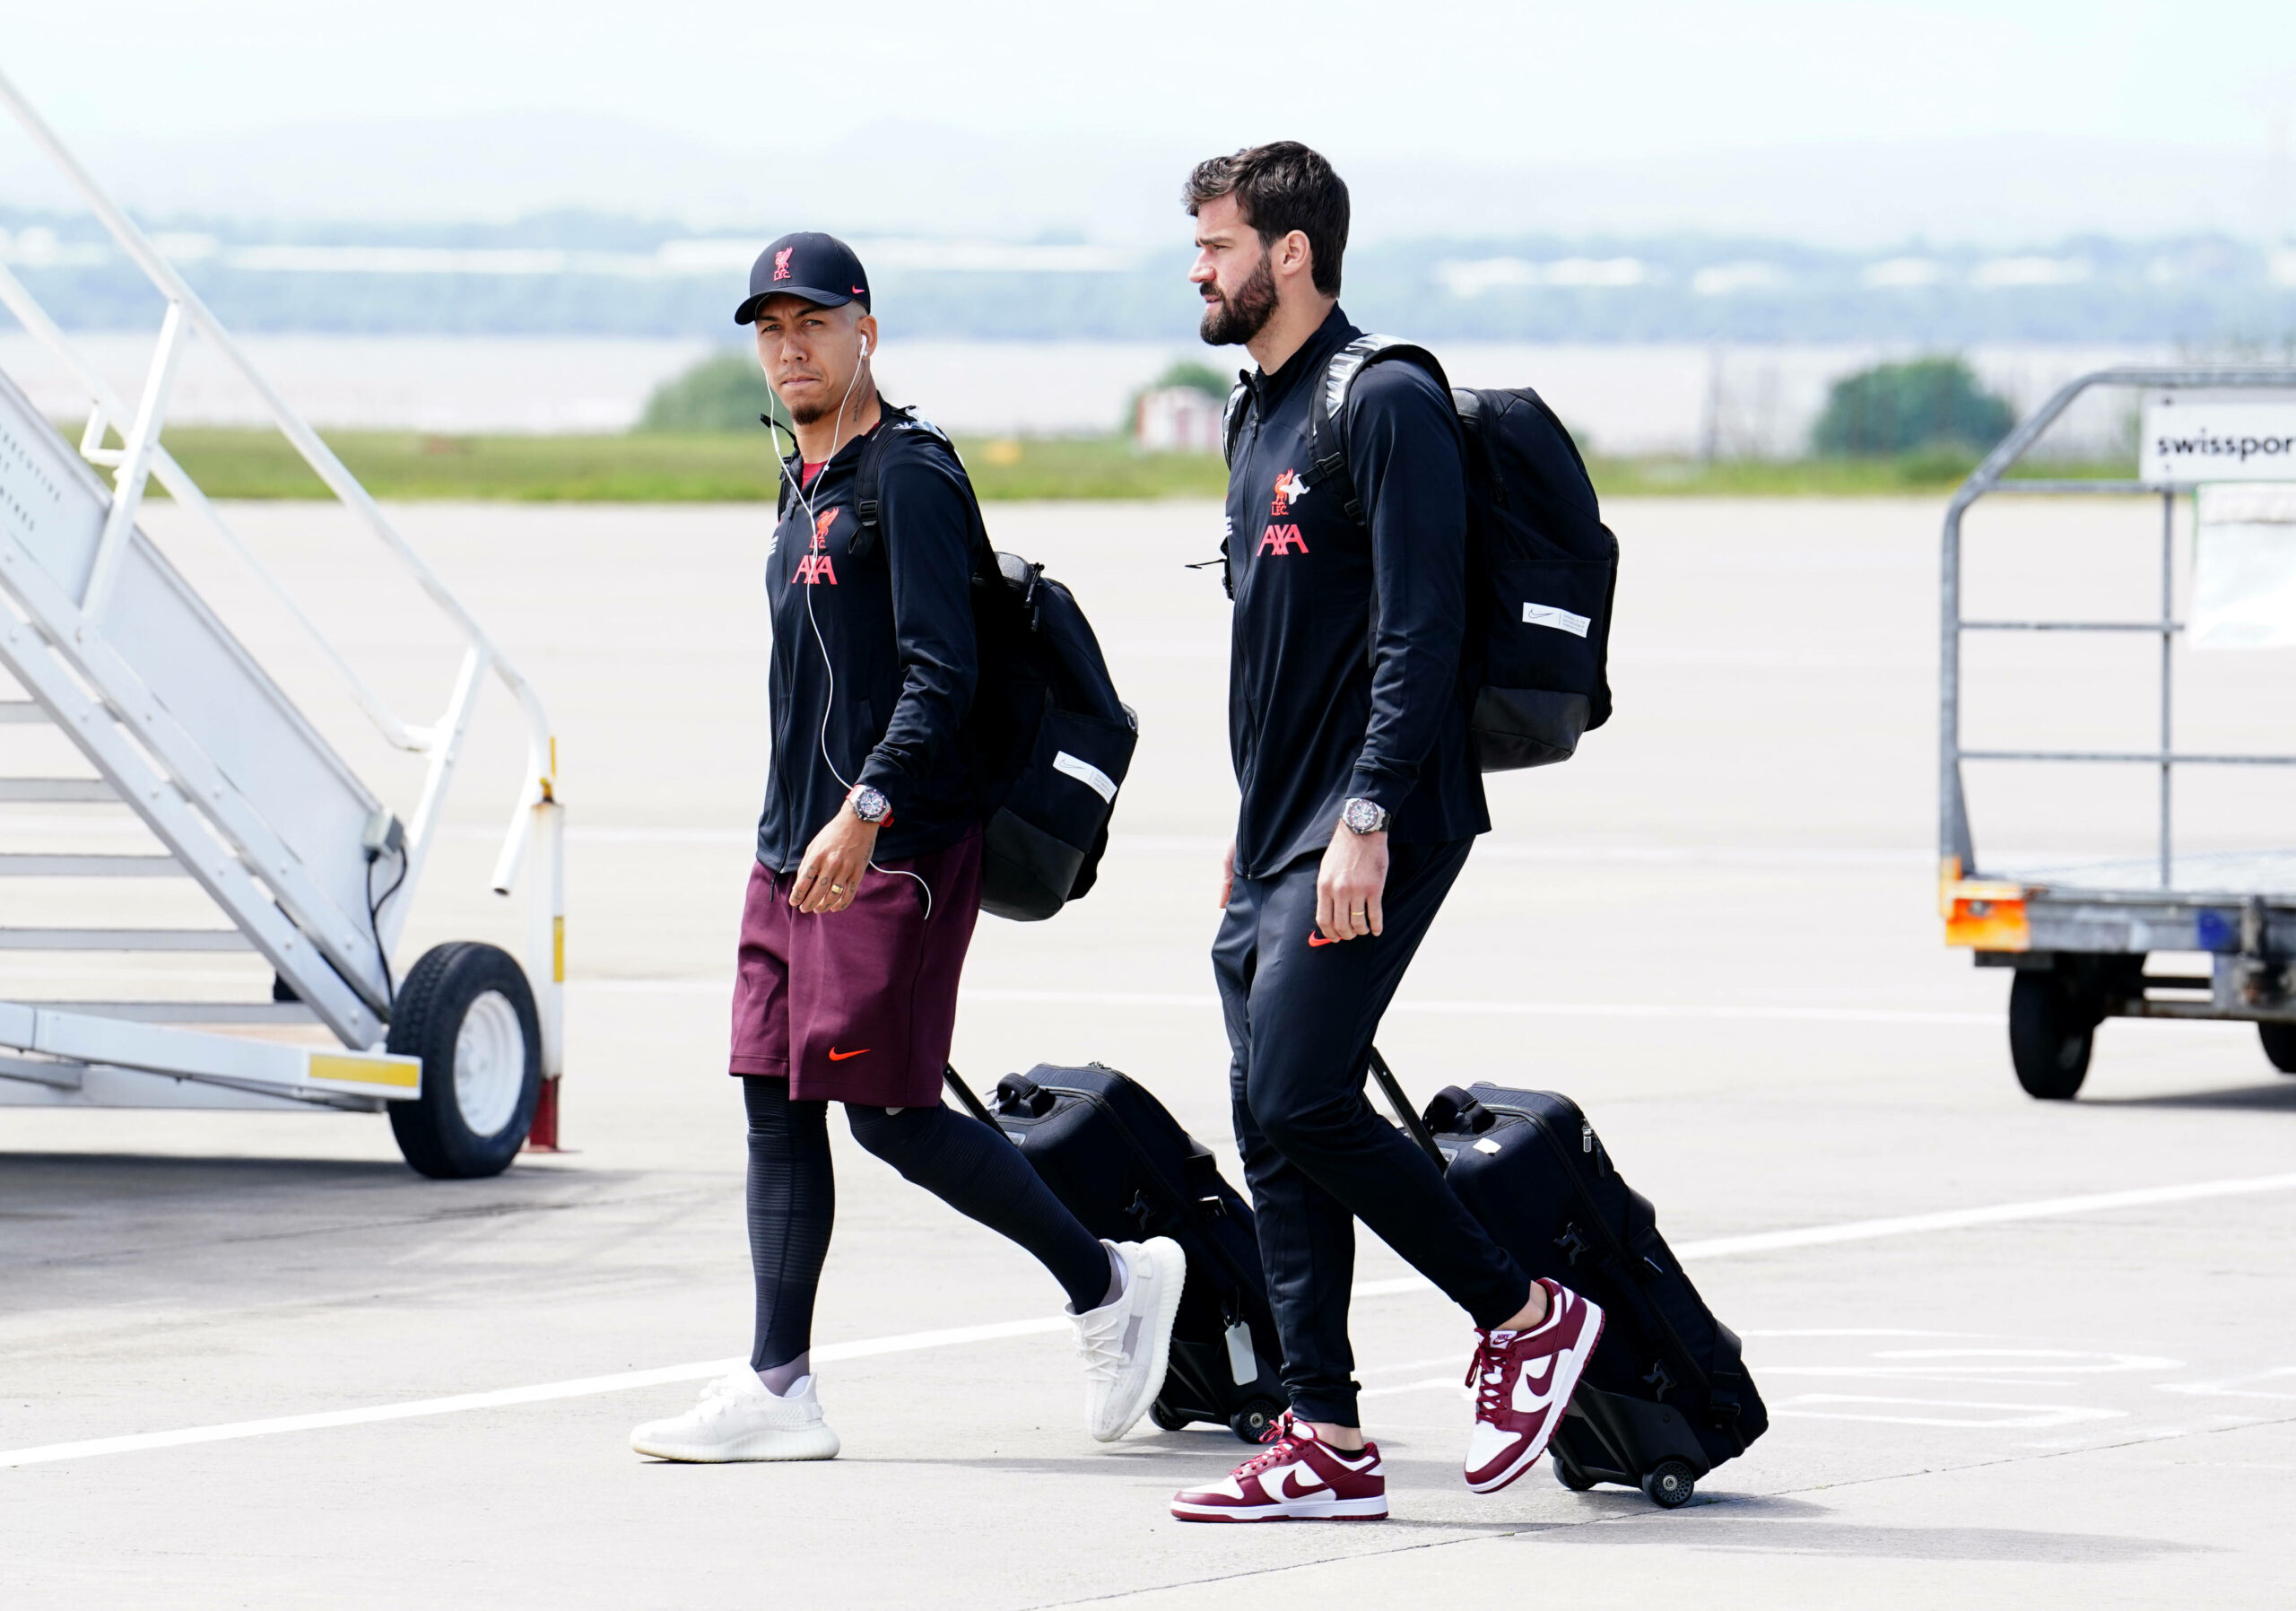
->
<box><xmin>827</xmin><ymin>1047</ymin><xmax>870</xmax><ymax>1061</ymax></box>
<box><xmin>1306</xmin><ymin>933</ymin><xmax>1338</xmax><ymax>948</ymax></box>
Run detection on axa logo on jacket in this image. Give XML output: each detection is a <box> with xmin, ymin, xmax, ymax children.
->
<box><xmin>1257</xmin><ymin>467</ymin><xmax>1311</xmax><ymax>556</ymax></box>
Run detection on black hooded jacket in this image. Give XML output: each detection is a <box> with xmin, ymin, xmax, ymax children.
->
<box><xmin>755</xmin><ymin>414</ymin><xmax>979</xmax><ymax>872</ymax></box>
<box><xmin>1222</xmin><ymin>305</ymin><xmax>1489</xmax><ymax>879</ymax></box>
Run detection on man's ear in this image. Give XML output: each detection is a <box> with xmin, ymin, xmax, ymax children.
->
<box><xmin>1277</xmin><ymin>229</ymin><xmax>1314</xmax><ymax>284</ymax></box>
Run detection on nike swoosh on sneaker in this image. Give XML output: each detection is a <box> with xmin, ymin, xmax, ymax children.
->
<box><xmin>827</xmin><ymin>1047</ymin><xmax>869</xmax><ymax>1061</ymax></box>
<box><xmin>1278</xmin><ymin>1467</ymin><xmax>1330</xmax><ymax>1500</ymax></box>
<box><xmin>1511</xmin><ymin>1350</ymin><xmax>1573</xmax><ymax>1416</ymax></box>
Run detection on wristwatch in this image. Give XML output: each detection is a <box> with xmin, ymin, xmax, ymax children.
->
<box><xmin>848</xmin><ymin>785</ymin><xmax>891</xmax><ymax>826</ymax></box>
<box><xmin>1341</xmin><ymin>797</ymin><xmax>1390</xmax><ymax>835</ymax></box>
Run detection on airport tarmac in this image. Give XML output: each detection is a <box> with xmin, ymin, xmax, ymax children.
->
<box><xmin>6</xmin><ymin>493</ymin><xmax>2296</xmax><ymax>1607</ymax></box>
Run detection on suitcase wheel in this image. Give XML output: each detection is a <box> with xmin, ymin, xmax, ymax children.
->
<box><xmin>1229</xmin><ymin>1398</ymin><xmax>1285</xmax><ymax>1443</ymax></box>
<box><xmin>1552</xmin><ymin>1450</ymin><xmax>1598</xmax><ymax>1492</ymax></box>
<box><xmin>1149</xmin><ymin>1399</ymin><xmax>1192</xmax><ymax>1432</ymax></box>
<box><xmin>1640</xmin><ymin>1459</ymin><xmax>1695</xmax><ymax>1509</ymax></box>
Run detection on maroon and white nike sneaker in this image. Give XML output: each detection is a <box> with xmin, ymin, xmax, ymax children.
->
<box><xmin>1463</xmin><ymin>1276</ymin><xmax>1605</xmax><ymax>1493</ymax></box>
<box><xmin>1170</xmin><ymin>1413</ymin><xmax>1388</xmax><ymax>1522</ymax></box>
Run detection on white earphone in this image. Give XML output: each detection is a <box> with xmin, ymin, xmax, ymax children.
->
<box><xmin>858</xmin><ymin>334</ymin><xmax>870</xmax><ymax>357</ymax></box>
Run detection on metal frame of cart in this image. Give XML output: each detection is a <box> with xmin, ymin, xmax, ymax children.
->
<box><xmin>1940</xmin><ymin>365</ymin><xmax>2296</xmax><ymax>1099</ymax></box>
<box><xmin>0</xmin><ymin>70</ymin><xmax>566</xmax><ymax>1175</ymax></box>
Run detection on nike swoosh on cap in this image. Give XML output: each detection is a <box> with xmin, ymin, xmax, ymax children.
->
<box><xmin>827</xmin><ymin>1047</ymin><xmax>870</xmax><ymax>1061</ymax></box>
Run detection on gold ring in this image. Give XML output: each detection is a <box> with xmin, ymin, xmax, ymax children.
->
<box><xmin>830</xmin><ymin>883</ymin><xmax>844</xmax><ymax>893</ymax></box>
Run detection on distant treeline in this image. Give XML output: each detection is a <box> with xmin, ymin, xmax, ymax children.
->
<box><xmin>4</xmin><ymin>206</ymin><xmax>2292</xmax><ymax>345</ymax></box>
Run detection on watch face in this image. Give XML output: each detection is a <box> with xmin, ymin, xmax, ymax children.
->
<box><xmin>852</xmin><ymin>788</ymin><xmax>888</xmax><ymax>823</ymax></box>
<box><xmin>1344</xmin><ymin>798</ymin><xmax>1382</xmax><ymax>833</ymax></box>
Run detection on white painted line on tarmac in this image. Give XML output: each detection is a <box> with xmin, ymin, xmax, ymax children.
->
<box><xmin>0</xmin><ymin>1316</ymin><xmax>1068</xmax><ymax>1471</ymax></box>
<box><xmin>10</xmin><ymin>1171</ymin><xmax>2294</xmax><ymax>1472</ymax></box>
<box><xmin>571</xmin><ymin>979</ymin><xmax>1998</xmax><ymax>1026</ymax></box>
<box><xmin>1673</xmin><ymin>1172</ymin><xmax>2296</xmax><ymax>1259</ymax></box>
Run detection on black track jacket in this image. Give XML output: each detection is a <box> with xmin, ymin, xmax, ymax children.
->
<box><xmin>755</xmin><ymin>415</ymin><xmax>978</xmax><ymax>873</ymax></box>
<box><xmin>1224</xmin><ymin>306</ymin><xmax>1488</xmax><ymax>880</ymax></box>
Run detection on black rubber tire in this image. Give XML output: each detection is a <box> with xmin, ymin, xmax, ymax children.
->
<box><xmin>1640</xmin><ymin>1459</ymin><xmax>1696</xmax><ymax>1509</ymax></box>
<box><xmin>2260</xmin><ymin>1022</ymin><xmax>2296</xmax><ymax>1075</ymax></box>
<box><xmin>1553</xmin><ymin>1451</ymin><xmax>1598</xmax><ymax>1492</ymax></box>
<box><xmin>1149</xmin><ymin>1399</ymin><xmax>1191</xmax><ymax>1432</ymax></box>
<box><xmin>386</xmin><ymin>942</ymin><xmax>543</xmax><ymax>1180</ymax></box>
<box><xmin>2008</xmin><ymin>971</ymin><xmax>2095</xmax><ymax>1101</ymax></box>
<box><xmin>1229</xmin><ymin>1398</ymin><xmax>1284</xmax><ymax>1444</ymax></box>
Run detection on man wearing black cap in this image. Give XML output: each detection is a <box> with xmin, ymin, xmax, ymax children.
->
<box><xmin>630</xmin><ymin>231</ymin><xmax>1185</xmax><ymax>1465</ymax></box>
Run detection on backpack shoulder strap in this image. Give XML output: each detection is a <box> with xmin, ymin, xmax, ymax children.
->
<box><xmin>852</xmin><ymin>402</ymin><xmax>981</xmax><ymax>565</ymax></box>
<box><xmin>1305</xmin><ymin>335</ymin><xmax>1452</xmax><ymax>527</ymax></box>
<box><xmin>1220</xmin><ymin>376</ymin><xmax>1252</xmax><ymax>469</ymax></box>
<box><xmin>766</xmin><ymin>411</ymin><xmax>800</xmax><ymax>522</ymax></box>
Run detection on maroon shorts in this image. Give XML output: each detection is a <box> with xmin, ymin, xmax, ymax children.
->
<box><xmin>728</xmin><ymin>827</ymin><xmax>983</xmax><ymax>1108</ymax></box>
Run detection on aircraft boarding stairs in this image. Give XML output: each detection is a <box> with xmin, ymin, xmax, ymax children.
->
<box><xmin>0</xmin><ymin>70</ymin><xmax>563</xmax><ymax>1178</ymax></box>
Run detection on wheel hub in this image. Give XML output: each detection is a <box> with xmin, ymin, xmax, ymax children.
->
<box><xmin>454</xmin><ymin>989</ymin><xmax>526</xmax><ymax>1137</ymax></box>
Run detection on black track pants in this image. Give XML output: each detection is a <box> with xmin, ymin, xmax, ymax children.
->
<box><xmin>743</xmin><ymin>1075</ymin><xmax>1110</xmax><ymax>1372</ymax></box>
<box><xmin>1213</xmin><ymin>837</ymin><xmax>1529</xmax><ymax>1424</ymax></box>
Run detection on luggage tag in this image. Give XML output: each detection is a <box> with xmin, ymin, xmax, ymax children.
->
<box><xmin>1224</xmin><ymin>1320</ymin><xmax>1257</xmax><ymax>1387</ymax></box>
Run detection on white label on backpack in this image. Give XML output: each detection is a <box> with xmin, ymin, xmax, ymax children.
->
<box><xmin>1523</xmin><ymin>601</ymin><xmax>1592</xmax><ymax>638</ymax></box>
<box><xmin>1225</xmin><ymin>1320</ymin><xmax>1257</xmax><ymax>1386</ymax></box>
<box><xmin>1053</xmin><ymin>750</ymin><xmax>1118</xmax><ymax>803</ymax></box>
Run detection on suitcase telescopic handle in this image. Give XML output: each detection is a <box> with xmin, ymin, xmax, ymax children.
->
<box><xmin>943</xmin><ymin>1064</ymin><xmax>998</xmax><ymax>1127</ymax></box>
<box><xmin>1366</xmin><ymin>1047</ymin><xmax>1447</xmax><ymax>1170</ymax></box>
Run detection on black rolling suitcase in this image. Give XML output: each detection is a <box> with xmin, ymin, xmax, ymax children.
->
<box><xmin>1368</xmin><ymin>1050</ymin><xmax>1765</xmax><ymax>1508</ymax></box>
<box><xmin>944</xmin><ymin>1063</ymin><xmax>1288</xmax><ymax>1442</ymax></box>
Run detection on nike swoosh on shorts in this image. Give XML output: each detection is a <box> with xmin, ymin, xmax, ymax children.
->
<box><xmin>827</xmin><ymin>1047</ymin><xmax>869</xmax><ymax>1061</ymax></box>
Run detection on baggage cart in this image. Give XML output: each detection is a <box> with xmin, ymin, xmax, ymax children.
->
<box><xmin>0</xmin><ymin>73</ymin><xmax>564</xmax><ymax>1175</ymax></box>
<box><xmin>1940</xmin><ymin>365</ymin><xmax>2296</xmax><ymax>1098</ymax></box>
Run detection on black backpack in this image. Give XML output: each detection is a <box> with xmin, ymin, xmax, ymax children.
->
<box><xmin>847</xmin><ymin>410</ymin><xmax>1136</xmax><ymax>920</ymax></box>
<box><xmin>1223</xmin><ymin>337</ymin><xmax>1618</xmax><ymax>771</ymax></box>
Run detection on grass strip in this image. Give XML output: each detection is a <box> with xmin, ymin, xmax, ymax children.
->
<box><xmin>137</xmin><ymin>427</ymin><xmax>2132</xmax><ymax>503</ymax></box>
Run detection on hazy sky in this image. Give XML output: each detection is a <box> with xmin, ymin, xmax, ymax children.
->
<box><xmin>5</xmin><ymin>1</ymin><xmax>2295</xmax><ymax>240</ymax></box>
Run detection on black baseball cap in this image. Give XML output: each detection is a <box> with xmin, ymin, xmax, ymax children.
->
<box><xmin>735</xmin><ymin>231</ymin><xmax>872</xmax><ymax>325</ymax></box>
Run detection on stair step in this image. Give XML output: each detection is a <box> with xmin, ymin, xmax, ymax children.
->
<box><xmin>0</xmin><ymin>778</ymin><xmax>117</xmax><ymax>802</ymax></box>
<box><xmin>0</xmin><ymin>853</ymin><xmax>185</xmax><ymax>876</ymax></box>
<box><xmin>0</xmin><ymin>927</ymin><xmax>251</xmax><ymax>951</ymax></box>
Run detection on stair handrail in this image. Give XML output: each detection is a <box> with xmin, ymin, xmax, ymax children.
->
<box><xmin>0</xmin><ymin>67</ymin><xmax>558</xmax><ymax>898</ymax></box>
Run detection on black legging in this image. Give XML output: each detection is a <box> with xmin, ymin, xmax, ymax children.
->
<box><xmin>743</xmin><ymin>1075</ymin><xmax>1110</xmax><ymax>1372</ymax></box>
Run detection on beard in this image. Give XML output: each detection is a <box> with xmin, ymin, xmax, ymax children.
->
<box><xmin>785</xmin><ymin>372</ymin><xmax>868</xmax><ymax>428</ymax></box>
<box><xmin>1198</xmin><ymin>250</ymin><xmax>1277</xmax><ymax>346</ymax></box>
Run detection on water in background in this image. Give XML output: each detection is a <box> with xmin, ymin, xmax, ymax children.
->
<box><xmin>0</xmin><ymin>332</ymin><xmax>2166</xmax><ymax>458</ymax></box>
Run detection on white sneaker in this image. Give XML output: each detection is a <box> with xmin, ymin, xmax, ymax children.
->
<box><xmin>629</xmin><ymin>1369</ymin><xmax>841</xmax><ymax>1463</ymax></box>
<box><xmin>1072</xmin><ymin>1236</ymin><xmax>1187</xmax><ymax>1442</ymax></box>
